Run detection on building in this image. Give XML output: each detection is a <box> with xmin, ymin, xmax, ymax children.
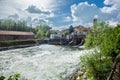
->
<box><xmin>50</xmin><ymin>33</ymin><xmax>62</xmax><ymax>39</ymax></box>
<box><xmin>74</xmin><ymin>25</ymin><xmax>91</xmax><ymax>35</ymax></box>
<box><xmin>0</xmin><ymin>30</ymin><xmax>35</xmax><ymax>41</ymax></box>
<box><xmin>66</xmin><ymin>34</ymin><xmax>73</xmax><ymax>40</ymax></box>
<box><xmin>62</xmin><ymin>25</ymin><xmax>91</xmax><ymax>36</ymax></box>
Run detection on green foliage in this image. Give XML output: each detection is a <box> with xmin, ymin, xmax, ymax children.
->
<box><xmin>45</xmin><ymin>31</ymin><xmax>50</xmax><ymax>37</ymax></box>
<box><xmin>81</xmin><ymin>22</ymin><xmax>120</xmax><ymax>80</ymax></box>
<box><xmin>35</xmin><ymin>29</ymin><xmax>44</xmax><ymax>39</ymax></box>
<box><xmin>69</xmin><ymin>25</ymin><xmax>74</xmax><ymax>34</ymax></box>
<box><xmin>35</xmin><ymin>24</ymin><xmax>50</xmax><ymax>39</ymax></box>
<box><xmin>0</xmin><ymin>73</ymin><xmax>21</xmax><ymax>80</ymax></box>
<box><xmin>8</xmin><ymin>73</ymin><xmax>21</xmax><ymax>80</ymax></box>
<box><xmin>85</xmin><ymin>22</ymin><xmax>120</xmax><ymax>59</ymax></box>
<box><xmin>0</xmin><ymin>76</ymin><xmax>5</xmax><ymax>80</ymax></box>
<box><xmin>62</xmin><ymin>31</ymin><xmax>69</xmax><ymax>37</ymax></box>
<box><xmin>0</xmin><ymin>19</ymin><xmax>34</xmax><ymax>32</ymax></box>
<box><xmin>80</xmin><ymin>53</ymin><xmax>113</xmax><ymax>80</ymax></box>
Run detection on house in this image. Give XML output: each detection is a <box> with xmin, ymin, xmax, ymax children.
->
<box><xmin>66</xmin><ymin>34</ymin><xmax>72</xmax><ymax>40</ymax></box>
<box><xmin>50</xmin><ymin>30</ymin><xmax>62</xmax><ymax>40</ymax></box>
<box><xmin>74</xmin><ymin>25</ymin><xmax>91</xmax><ymax>35</ymax></box>
<box><xmin>0</xmin><ymin>30</ymin><xmax>35</xmax><ymax>41</ymax></box>
<box><xmin>62</xmin><ymin>25</ymin><xmax>91</xmax><ymax>36</ymax></box>
<box><xmin>50</xmin><ymin>33</ymin><xmax>62</xmax><ymax>39</ymax></box>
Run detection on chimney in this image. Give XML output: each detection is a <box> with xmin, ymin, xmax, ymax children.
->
<box><xmin>93</xmin><ymin>18</ymin><xmax>97</xmax><ymax>29</ymax></box>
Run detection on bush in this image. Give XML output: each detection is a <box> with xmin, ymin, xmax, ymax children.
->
<box><xmin>0</xmin><ymin>73</ymin><xmax>21</xmax><ymax>80</ymax></box>
<box><xmin>81</xmin><ymin>22</ymin><xmax>120</xmax><ymax>80</ymax></box>
<box><xmin>80</xmin><ymin>52</ymin><xmax>113</xmax><ymax>80</ymax></box>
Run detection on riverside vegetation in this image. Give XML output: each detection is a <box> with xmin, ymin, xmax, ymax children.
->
<box><xmin>80</xmin><ymin>21</ymin><xmax>120</xmax><ymax>80</ymax></box>
<box><xmin>0</xmin><ymin>73</ymin><xmax>21</xmax><ymax>80</ymax></box>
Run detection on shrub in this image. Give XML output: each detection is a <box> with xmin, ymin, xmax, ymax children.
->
<box><xmin>0</xmin><ymin>73</ymin><xmax>21</xmax><ymax>80</ymax></box>
<box><xmin>81</xmin><ymin>22</ymin><xmax>120</xmax><ymax>80</ymax></box>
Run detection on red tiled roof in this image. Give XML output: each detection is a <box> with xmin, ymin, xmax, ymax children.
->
<box><xmin>0</xmin><ymin>30</ymin><xmax>34</xmax><ymax>36</ymax></box>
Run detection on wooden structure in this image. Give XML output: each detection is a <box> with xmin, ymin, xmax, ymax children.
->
<box><xmin>0</xmin><ymin>30</ymin><xmax>34</xmax><ymax>41</ymax></box>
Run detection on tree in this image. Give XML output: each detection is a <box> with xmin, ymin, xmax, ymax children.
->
<box><xmin>45</xmin><ymin>31</ymin><xmax>50</xmax><ymax>37</ymax></box>
<box><xmin>0</xmin><ymin>19</ymin><xmax>32</xmax><ymax>32</ymax></box>
<box><xmin>35</xmin><ymin>29</ymin><xmax>44</xmax><ymax>39</ymax></box>
<box><xmin>69</xmin><ymin>25</ymin><xmax>74</xmax><ymax>34</ymax></box>
<box><xmin>41</xmin><ymin>24</ymin><xmax>50</xmax><ymax>32</ymax></box>
<box><xmin>35</xmin><ymin>24</ymin><xmax>51</xmax><ymax>38</ymax></box>
<box><xmin>62</xmin><ymin>31</ymin><xmax>69</xmax><ymax>37</ymax></box>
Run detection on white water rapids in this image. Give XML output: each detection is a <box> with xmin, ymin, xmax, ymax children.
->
<box><xmin>0</xmin><ymin>45</ymin><xmax>91</xmax><ymax>80</ymax></box>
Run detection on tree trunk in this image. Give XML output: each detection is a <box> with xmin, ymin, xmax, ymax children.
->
<box><xmin>108</xmin><ymin>53</ymin><xmax>120</xmax><ymax>80</ymax></box>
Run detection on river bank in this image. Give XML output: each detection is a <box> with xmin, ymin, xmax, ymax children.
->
<box><xmin>0</xmin><ymin>44</ymin><xmax>37</xmax><ymax>51</ymax></box>
<box><xmin>0</xmin><ymin>39</ymin><xmax>39</xmax><ymax>51</ymax></box>
<box><xmin>69</xmin><ymin>67</ymin><xmax>89</xmax><ymax>80</ymax></box>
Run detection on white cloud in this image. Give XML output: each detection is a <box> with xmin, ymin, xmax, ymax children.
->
<box><xmin>71</xmin><ymin>2</ymin><xmax>101</xmax><ymax>26</ymax></box>
<box><xmin>70</xmin><ymin>1</ymin><xmax>120</xmax><ymax>27</ymax></box>
<box><xmin>101</xmin><ymin>0</ymin><xmax>120</xmax><ymax>14</ymax></box>
<box><xmin>8</xmin><ymin>0</ymin><xmax>60</xmax><ymax>11</ymax></box>
<box><xmin>107</xmin><ymin>20</ymin><xmax>119</xmax><ymax>26</ymax></box>
<box><xmin>101</xmin><ymin>6</ymin><xmax>117</xmax><ymax>13</ymax></box>
<box><xmin>0</xmin><ymin>0</ymin><xmax>64</xmax><ymax>18</ymax></box>
<box><xmin>64</xmin><ymin>16</ymin><xmax>72</xmax><ymax>22</ymax></box>
<box><xmin>104</xmin><ymin>0</ymin><xmax>120</xmax><ymax>5</ymax></box>
<box><xmin>0</xmin><ymin>0</ymin><xmax>62</xmax><ymax>27</ymax></box>
<box><xmin>94</xmin><ymin>15</ymin><xmax>98</xmax><ymax>19</ymax></box>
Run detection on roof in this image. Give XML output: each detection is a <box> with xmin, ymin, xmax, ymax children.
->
<box><xmin>74</xmin><ymin>26</ymin><xmax>91</xmax><ymax>31</ymax></box>
<box><xmin>0</xmin><ymin>30</ymin><xmax>34</xmax><ymax>36</ymax></box>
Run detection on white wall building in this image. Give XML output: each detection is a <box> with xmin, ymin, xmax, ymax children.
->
<box><xmin>66</xmin><ymin>34</ymin><xmax>72</xmax><ymax>40</ymax></box>
<box><xmin>50</xmin><ymin>34</ymin><xmax>62</xmax><ymax>39</ymax></box>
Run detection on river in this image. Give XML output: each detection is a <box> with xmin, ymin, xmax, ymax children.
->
<box><xmin>0</xmin><ymin>44</ymin><xmax>91</xmax><ymax>80</ymax></box>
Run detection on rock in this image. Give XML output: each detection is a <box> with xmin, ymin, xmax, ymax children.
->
<box><xmin>83</xmin><ymin>75</ymin><xmax>87</xmax><ymax>79</ymax></box>
<box><xmin>69</xmin><ymin>69</ymin><xmax>85</xmax><ymax>80</ymax></box>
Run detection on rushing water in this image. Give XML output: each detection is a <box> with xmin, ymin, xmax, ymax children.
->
<box><xmin>0</xmin><ymin>44</ymin><xmax>90</xmax><ymax>80</ymax></box>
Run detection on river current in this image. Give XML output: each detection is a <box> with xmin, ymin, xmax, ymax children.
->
<box><xmin>0</xmin><ymin>45</ymin><xmax>90</xmax><ymax>80</ymax></box>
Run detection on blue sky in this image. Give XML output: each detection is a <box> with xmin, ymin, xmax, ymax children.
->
<box><xmin>0</xmin><ymin>0</ymin><xmax>120</xmax><ymax>29</ymax></box>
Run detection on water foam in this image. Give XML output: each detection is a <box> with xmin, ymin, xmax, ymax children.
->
<box><xmin>0</xmin><ymin>45</ymin><xmax>92</xmax><ymax>80</ymax></box>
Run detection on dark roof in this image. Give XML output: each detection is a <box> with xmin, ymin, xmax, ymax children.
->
<box><xmin>0</xmin><ymin>30</ymin><xmax>34</xmax><ymax>36</ymax></box>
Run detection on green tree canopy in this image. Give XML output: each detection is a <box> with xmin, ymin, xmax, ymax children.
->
<box><xmin>62</xmin><ymin>31</ymin><xmax>69</xmax><ymax>37</ymax></box>
<box><xmin>69</xmin><ymin>25</ymin><xmax>74</xmax><ymax>34</ymax></box>
<box><xmin>35</xmin><ymin>24</ymin><xmax>51</xmax><ymax>39</ymax></box>
<box><xmin>35</xmin><ymin>29</ymin><xmax>44</xmax><ymax>39</ymax></box>
<box><xmin>0</xmin><ymin>19</ymin><xmax>33</xmax><ymax>32</ymax></box>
